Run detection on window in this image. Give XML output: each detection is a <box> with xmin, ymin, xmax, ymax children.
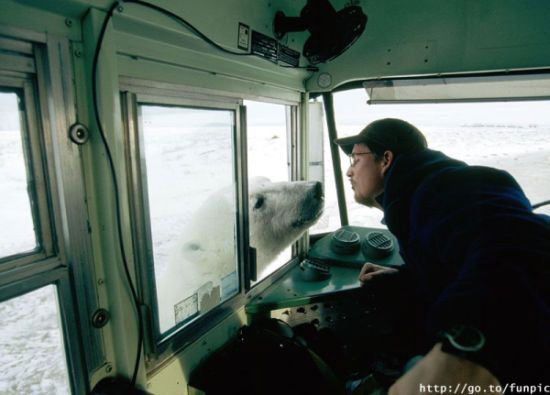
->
<box><xmin>333</xmin><ymin>88</ymin><xmax>550</xmax><ymax>219</ymax></box>
<box><xmin>0</xmin><ymin>86</ymin><xmax>53</xmax><ymax>265</ymax></box>
<box><xmin>122</xmin><ymin>85</ymin><xmax>244</xmax><ymax>343</ymax></box>
<box><xmin>0</xmin><ymin>92</ymin><xmax>37</xmax><ymax>258</ymax></box>
<box><xmin>140</xmin><ymin>105</ymin><xmax>238</xmax><ymax>335</ymax></box>
<box><xmin>0</xmin><ymin>33</ymin><xmax>89</xmax><ymax>394</ymax></box>
<box><xmin>245</xmin><ymin>100</ymin><xmax>293</xmax><ymax>282</ymax></box>
<box><xmin>124</xmin><ymin>85</ymin><xmax>312</xmax><ymax>356</ymax></box>
<box><xmin>0</xmin><ymin>285</ymin><xmax>71</xmax><ymax>394</ymax></box>
<box><xmin>309</xmin><ymin>97</ymin><xmax>343</xmax><ymax>234</ymax></box>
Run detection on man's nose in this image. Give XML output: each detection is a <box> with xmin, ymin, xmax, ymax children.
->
<box><xmin>346</xmin><ymin>166</ymin><xmax>353</xmax><ymax>177</ymax></box>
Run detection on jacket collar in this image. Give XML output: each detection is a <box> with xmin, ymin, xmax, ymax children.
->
<box><xmin>378</xmin><ymin>150</ymin><xmax>466</xmax><ymax>240</ymax></box>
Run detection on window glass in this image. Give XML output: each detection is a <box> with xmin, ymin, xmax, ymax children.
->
<box><xmin>0</xmin><ymin>285</ymin><xmax>71</xmax><ymax>394</ymax></box>
<box><xmin>309</xmin><ymin>97</ymin><xmax>342</xmax><ymax>234</ymax></box>
<box><xmin>0</xmin><ymin>92</ymin><xmax>37</xmax><ymax>258</ymax></box>
<box><xmin>139</xmin><ymin>105</ymin><xmax>238</xmax><ymax>334</ymax></box>
<box><xmin>244</xmin><ymin>100</ymin><xmax>292</xmax><ymax>282</ymax></box>
<box><xmin>333</xmin><ymin>89</ymin><xmax>550</xmax><ymax>222</ymax></box>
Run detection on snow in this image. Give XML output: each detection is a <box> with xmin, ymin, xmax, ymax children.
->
<box><xmin>0</xmin><ymin>96</ymin><xmax>36</xmax><ymax>259</ymax></box>
<box><xmin>0</xmin><ymin>286</ymin><xmax>70</xmax><ymax>395</ymax></box>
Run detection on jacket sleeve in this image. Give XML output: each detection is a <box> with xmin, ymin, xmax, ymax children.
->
<box><xmin>411</xmin><ymin>167</ymin><xmax>550</xmax><ymax>383</ymax></box>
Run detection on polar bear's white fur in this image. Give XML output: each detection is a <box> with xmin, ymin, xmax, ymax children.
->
<box><xmin>157</xmin><ymin>178</ymin><xmax>323</xmax><ymax>332</ymax></box>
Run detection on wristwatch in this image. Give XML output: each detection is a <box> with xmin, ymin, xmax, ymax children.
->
<box><xmin>439</xmin><ymin>325</ymin><xmax>486</xmax><ymax>359</ymax></box>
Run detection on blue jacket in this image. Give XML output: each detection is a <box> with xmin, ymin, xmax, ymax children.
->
<box><xmin>377</xmin><ymin>149</ymin><xmax>549</xmax><ymax>384</ymax></box>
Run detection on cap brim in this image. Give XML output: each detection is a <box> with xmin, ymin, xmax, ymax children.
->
<box><xmin>333</xmin><ymin>135</ymin><xmax>363</xmax><ymax>155</ymax></box>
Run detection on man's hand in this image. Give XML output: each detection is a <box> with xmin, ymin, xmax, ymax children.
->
<box><xmin>388</xmin><ymin>343</ymin><xmax>501</xmax><ymax>395</ymax></box>
<box><xmin>358</xmin><ymin>262</ymin><xmax>399</xmax><ymax>285</ymax></box>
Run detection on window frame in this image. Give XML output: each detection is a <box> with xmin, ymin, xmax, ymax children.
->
<box><xmin>0</xmin><ymin>267</ymin><xmax>86</xmax><ymax>395</ymax></box>
<box><xmin>244</xmin><ymin>99</ymin><xmax>297</xmax><ymax>282</ymax></box>
<box><xmin>121</xmin><ymin>78</ymin><xmax>306</xmax><ymax>368</ymax></box>
<box><xmin>0</xmin><ymin>28</ymin><xmax>94</xmax><ymax>394</ymax></box>
<box><xmin>121</xmin><ymin>79</ymin><xmax>251</xmax><ymax>366</ymax></box>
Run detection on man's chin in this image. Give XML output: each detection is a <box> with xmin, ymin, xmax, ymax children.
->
<box><xmin>363</xmin><ymin>197</ymin><xmax>378</xmax><ymax>208</ymax></box>
<box><xmin>356</xmin><ymin>195</ymin><xmax>377</xmax><ymax>208</ymax></box>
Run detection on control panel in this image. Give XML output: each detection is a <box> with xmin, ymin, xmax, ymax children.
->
<box><xmin>246</xmin><ymin>226</ymin><xmax>403</xmax><ymax>315</ymax></box>
<box><xmin>244</xmin><ymin>227</ymin><xmax>411</xmax><ymax>385</ymax></box>
<box><xmin>307</xmin><ymin>225</ymin><xmax>404</xmax><ymax>269</ymax></box>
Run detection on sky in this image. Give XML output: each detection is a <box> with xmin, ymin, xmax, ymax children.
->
<box><xmin>330</xmin><ymin>89</ymin><xmax>550</xmax><ymax>128</ymax></box>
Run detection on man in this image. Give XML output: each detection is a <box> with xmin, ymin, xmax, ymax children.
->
<box><xmin>334</xmin><ymin>118</ymin><xmax>549</xmax><ymax>394</ymax></box>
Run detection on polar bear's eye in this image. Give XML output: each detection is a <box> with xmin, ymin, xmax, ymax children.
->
<box><xmin>253</xmin><ymin>195</ymin><xmax>265</xmax><ymax>210</ymax></box>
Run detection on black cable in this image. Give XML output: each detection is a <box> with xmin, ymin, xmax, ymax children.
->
<box><xmin>532</xmin><ymin>199</ymin><xmax>550</xmax><ymax>209</ymax></box>
<box><xmin>123</xmin><ymin>0</ymin><xmax>249</xmax><ymax>56</ymax></box>
<box><xmin>122</xmin><ymin>0</ymin><xmax>316</xmax><ymax>70</ymax></box>
<box><xmin>91</xmin><ymin>0</ymin><xmax>315</xmax><ymax>388</ymax></box>
<box><xmin>91</xmin><ymin>1</ymin><xmax>143</xmax><ymax>389</ymax></box>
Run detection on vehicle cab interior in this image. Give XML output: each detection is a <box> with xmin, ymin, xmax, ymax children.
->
<box><xmin>0</xmin><ymin>1</ymin><xmax>549</xmax><ymax>394</ymax></box>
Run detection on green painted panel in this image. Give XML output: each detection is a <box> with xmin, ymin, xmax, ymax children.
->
<box><xmin>1</xmin><ymin>0</ymin><xmax>82</xmax><ymax>41</ymax></box>
<box><xmin>117</xmin><ymin>55</ymin><xmax>302</xmax><ymax>103</ymax></box>
<box><xmin>306</xmin><ymin>0</ymin><xmax>550</xmax><ymax>91</ymax></box>
<box><xmin>246</xmin><ymin>263</ymin><xmax>364</xmax><ymax>314</ymax></box>
<box><xmin>246</xmin><ymin>226</ymin><xmax>404</xmax><ymax>315</ymax></box>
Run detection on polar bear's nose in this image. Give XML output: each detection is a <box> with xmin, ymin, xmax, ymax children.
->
<box><xmin>311</xmin><ymin>181</ymin><xmax>323</xmax><ymax>199</ymax></box>
<box><xmin>292</xmin><ymin>181</ymin><xmax>324</xmax><ymax>228</ymax></box>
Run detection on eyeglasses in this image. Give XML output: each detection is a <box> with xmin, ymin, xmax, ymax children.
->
<box><xmin>349</xmin><ymin>151</ymin><xmax>374</xmax><ymax>167</ymax></box>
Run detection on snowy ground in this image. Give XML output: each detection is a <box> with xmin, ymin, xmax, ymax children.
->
<box><xmin>1</xmin><ymin>115</ymin><xmax>550</xmax><ymax>393</ymax></box>
<box><xmin>0</xmin><ymin>286</ymin><xmax>70</xmax><ymax>395</ymax></box>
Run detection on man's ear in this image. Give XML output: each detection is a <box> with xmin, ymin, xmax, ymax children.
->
<box><xmin>381</xmin><ymin>150</ymin><xmax>394</xmax><ymax>175</ymax></box>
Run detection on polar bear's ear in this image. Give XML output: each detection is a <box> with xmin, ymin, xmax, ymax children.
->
<box><xmin>184</xmin><ymin>241</ymin><xmax>203</xmax><ymax>252</ymax></box>
<box><xmin>181</xmin><ymin>241</ymin><xmax>205</xmax><ymax>263</ymax></box>
<box><xmin>249</xmin><ymin>176</ymin><xmax>271</xmax><ymax>188</ymax></box>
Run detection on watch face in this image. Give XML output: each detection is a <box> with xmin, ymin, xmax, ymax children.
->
<box><xmin>444</xmin><ymin>325</ymin><xmax>486</xmax><ymax>352</ymax></box>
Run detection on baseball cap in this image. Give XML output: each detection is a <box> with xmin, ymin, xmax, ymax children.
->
<box><xmin>334</xmin><ymin>118</ymin><xmax>428</xmax><ymax>155</ymax></box>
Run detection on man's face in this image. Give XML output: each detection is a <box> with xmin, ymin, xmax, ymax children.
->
<box><xmin>346</xmin><ymin>143</ymin><xmax>386</xmax><ymax>207</ymax></box>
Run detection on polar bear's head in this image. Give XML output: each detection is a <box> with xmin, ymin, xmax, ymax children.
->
<box><xmin>175</xmin><ymin>177</ymin><xmax>323</xmax><ymax>276</ymax></box>
<box><xmin>248</xmin><ymin>177</ymin><xmax>324</xmax><ymax>270</ymax></box>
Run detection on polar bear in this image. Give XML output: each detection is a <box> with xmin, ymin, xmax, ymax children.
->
<box><xmin>156</xmin><ymin>177</ymin><xmax>323</xmax><ymax>333</ymax></box>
